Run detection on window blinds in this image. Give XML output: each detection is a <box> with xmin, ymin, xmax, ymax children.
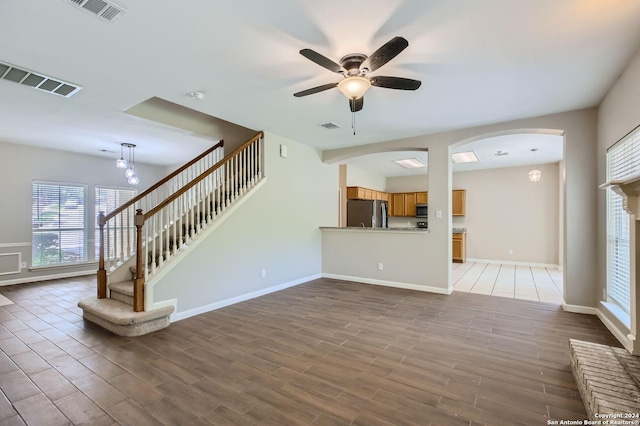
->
<box><xmin>32</xmin><ymin>182</ymin><xmax>86</xmax><ymax>266</ymax></box>
<box><xmin>605</xmin><ymin>126</ymin><xmax>640</xmax><ymax>314</ymax></box>
<box><xmin>95</xmin><ymin>187</ymin><xmax>136</xmax><ymax>260</ymax></box>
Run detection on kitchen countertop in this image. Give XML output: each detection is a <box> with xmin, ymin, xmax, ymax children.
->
<box><xmin>320</xmin><ymin>226</ymin><xmax>429</xmax><ymax>233</ymax></box>
<box><xmin>321</xmin><ymin>227</ymin><xmax>466</xmax><ymax>234</ymax></box>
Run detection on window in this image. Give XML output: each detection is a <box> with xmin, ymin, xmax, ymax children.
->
<box><xmin>95</xmin><ymin>186</ymin><xmax>137</xmax><ymax>260</ymax></box>
<box><xmin>605</xmin><ymin>126</ymin><xmax>640</xmax><ymax>314</ymax></box>
<box><xmin>32</xmin><ymin>182</ymin><xmax>87</xmax><ymax>266</ymax></box>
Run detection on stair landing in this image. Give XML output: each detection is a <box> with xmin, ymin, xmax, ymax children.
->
<box><xmin>78</xmin><ymin>298</ymin><xmax>174</xmax><ymax>337</ymax></box>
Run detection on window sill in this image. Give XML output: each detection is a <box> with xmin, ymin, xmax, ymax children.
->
<box><xmin>599</xmin><ymin>301</ymin><xmax>631</xmax><ymax>330</ymax></box>
<box><xmin>29</xmin><ymin>262</ymin><xmax>98</xmax><ymax>272</ymax></box>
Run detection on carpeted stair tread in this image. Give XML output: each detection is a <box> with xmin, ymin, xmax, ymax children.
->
<box><xmin>78</xmin><ymin>298</ymin><xmax>173</xmax><ymax>326</ymax></box>
<box><xmin>109</xmin><ymin>280</ymin><xmax>134</xmax><ymax>296</ymax></box>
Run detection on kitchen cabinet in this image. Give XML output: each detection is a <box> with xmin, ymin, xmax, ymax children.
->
<box><xmin>452</xmin><ymin>233</ymin><xmax>466</xmax><ymax>263</ymax></box>
<box><xmin>389</xmin><ymin>192</ymin><xmax>427</xmax><ymax>217</ymax></box>
<box><xmin>403</xmin><ymin>193</ymin><xmax>417</xmax><ymax>217</ymax></box>
<box><xmin>391</xmin><ymin>193</ymin><xmax>405</xmax><ymax>216</ymax></box>
<box><xmin>452</xmin><ymin>190</ymin><xmax>466</xmax><ymax>216</ymax></box>
<box><xmin>346</xmin><ymin>186</ymin><xmax>389</xmax><ymax>201</ymax></box>
<box><xmin>346</xmin><ymin>187</ymin><xmax>364</xmax><ymax>200</ymax></box>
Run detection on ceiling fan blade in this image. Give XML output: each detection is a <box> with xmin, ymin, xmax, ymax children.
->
<box><xmin>299</xmin><ymin>49</ymin><xmax>345</xmax><ymax>73</ymax></box>
<box><xmin>293</xmin><ymin>82</ymin><xmax>338</xmax><ymax>97</ymax></box>
<box><xmin>362</xmin><ymin>37</ymin><xmax>409</xmax><ymax>72</ymax></box>
<box><xmin>349</xmin><ymin>97</ymin><xmax>364</xmax><ymax>112</ymax></box>
<box><xmin>370</xmin><ymin>76</ymin><xmax>421</xmax><ymax>90</ymax></box>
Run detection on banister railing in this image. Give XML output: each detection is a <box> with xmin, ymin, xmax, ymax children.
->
<box><xmin>105</xmin><ymin>140</ymin><xmax>224</xmax><ymax>221</ymax></box>
<box><xmin>97</xmin><ymin>132</ymin><xmax>264</xmax><ymax>312</ymax></box>
<box><xmin>97</xmin><ymin>140</ymin><xmax>225</xmax><ymax>299</ymax></box>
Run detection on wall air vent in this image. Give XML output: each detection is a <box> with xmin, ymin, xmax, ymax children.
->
<box><xmin>0</xmin><ymin>61</ymin><xmax>82</xmax><ymax>98</ymax></box>
<box><xmin>61</xmin><ymin>0</ymin><xmax>127</xmax><ymax>23</ymax></box>
<box><xmin>319</xmin><ymin>122</ymin><xmax>341</xmax><ymax>130</ymax></box>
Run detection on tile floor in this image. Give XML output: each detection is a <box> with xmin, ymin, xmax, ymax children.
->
<box><xmin>452</xmin><ymin>262</ymin><xmax>564</xmax><ymax>304</ymax></box>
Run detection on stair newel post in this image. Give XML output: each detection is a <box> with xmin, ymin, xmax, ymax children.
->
<box><xmin>97</xmin><ymin>211</ymin><xmax>107</xmax><ymax>299</ymax></box>
<box><xmin>134</xmin><ymin>209</ymin><xmax>145</xmax><ymax>312</ymax></box>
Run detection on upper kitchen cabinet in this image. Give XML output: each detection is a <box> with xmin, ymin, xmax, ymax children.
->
<box><xmin>403</xmin><ymin>193</ymin><xmax>417</xmax><ymax>217</ymax></box>
<box><xmin>347</xmin><ymin>186</ymin><xmax>365</xmax><ymax>200</ymax></box>
<box><xmin>452</xmin><ymin>190</ymin><xmax>466</xmax><ymax>216</ymax></box>
<box><xmin>391</xmin><ymin>193</ymin><xmax>405</xmax><ymax>216</ymax></box>
<box><xmin>416</xmin><ymin>192</ymin><xmax>428</xmax><ymax>204</ymax></box>
<box><xmin>346</xmin><ymin>186</ymin><xmax>389</xmax><ymax>202</ymax></box>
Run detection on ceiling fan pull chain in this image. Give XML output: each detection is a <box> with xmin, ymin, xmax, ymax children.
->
<box><xmin>351</xmin><ymin>100</ymin><xmax>356</xmax><ymax>135</ymax></box>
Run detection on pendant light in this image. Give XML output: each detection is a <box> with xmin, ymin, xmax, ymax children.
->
<box><xmin>116</xmin><ymin>143</ymin><xmax>139</xmax><ymax>185</ymax></box>
<box><xmin>116</xmin><ymin>143</ymin><xmax>128</xmax><ymax>169</ymax></box>
<box><xmin>528</xmin><ymin>148</ymin><xmax>541</xmax><ymax>182</ymax></box>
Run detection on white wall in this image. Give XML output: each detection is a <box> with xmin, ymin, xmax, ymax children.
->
<box><xmin>153</xmin><ymin>132</ymin><xmax>338</xmax><ymax>314</ymax></box>
<box><xmin>452</xmin><ymin>163</ymin><xmax>559</xmax><ymax>265</ymax></box>
<box><xmin>346</xmin><ymin>165</ymin><xmax>386</xmax><ymax>191</ymax></box>
<box><xmin>323</xmin><ymin>108</ymin><xmax>598</xmax><ymax>308</ymax></box>
<box><xmin>0</xmin><ymin>141</ymin><xmax>168</xmax><ymax>284</ymax></box>
<box><xmin>597</xmin><ymin>44</ymin><xmax>640</xmax><ymax>349</ymax></box>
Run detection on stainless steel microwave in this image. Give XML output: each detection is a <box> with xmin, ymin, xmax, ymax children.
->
<box><xmin>416</xmin><ymin>203</ymin><xmax>428</xmax><ymax>218</ymax></box>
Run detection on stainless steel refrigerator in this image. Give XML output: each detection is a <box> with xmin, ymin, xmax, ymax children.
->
<box><xmin>347</xmin><ymin>200</ymin><xmax>388</xmax><ymax>228</ymax></box>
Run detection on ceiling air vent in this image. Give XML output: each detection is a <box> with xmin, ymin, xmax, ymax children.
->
<box><xmin>0</xmin><ymin>61</ymin><xmax>82</xmax><ymax>98</ymax></box>
<box><xmin>319</xmin><ymin>122</ymin><xmax>341</xmax><ymax>130</ymax></box>
<box><xmin>62</xmin><ymin>0</ymin><xmax>127</xmax><ymax>23</ymax></box>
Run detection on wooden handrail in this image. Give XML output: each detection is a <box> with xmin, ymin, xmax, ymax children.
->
<box><xmin>104</xmin><ymin>140</ymin><xmax>224</xmax><ymax>222</ymax></box>
<box><xmin>145</xmin><ymin>131</ymin><xmax>263</xmax><ymax>220</ymax></box>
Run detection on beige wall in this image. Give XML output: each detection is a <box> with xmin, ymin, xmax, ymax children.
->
<box><xmin>323</xmin><ymin>108</ymin><xmax>598</xmax><ymax>307</ymax></box>
<box><xmin>452</xmin><ymin>163</ymin><xmax>559</xmax><ymax>265</ymax></box>
<box><xmin>345</xmin><ymin>165</ymin><xmax>386</xmax><ymax>191</ymax></box>
<box><xmin>0</xmin><ymin>141</ymin><xmax>168</xmax><ymax>284</ymax></box>
<box><xmin>153</xmin><ymin>132</ymin><xmax>338</xmax><ymax>315</ymax></box>
<box><xmin>597</xmin><ymin>44</ymin><xmax>640</xmax><ymax>349</ymax></box>
<box><xmin>386</xmin><ymin>175</ymin><xmax>429</xmax><ymax>193</ymax></box>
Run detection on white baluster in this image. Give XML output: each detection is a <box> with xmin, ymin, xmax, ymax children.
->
<box><xmin>151</xmin><ymin>214</ymin><xmax>156</xmax><ymax>275</ymax></box>
<box><xmin>144</xmin><ymin>224</ymin><xmax>149</xmax><ymax>280</ymax></box>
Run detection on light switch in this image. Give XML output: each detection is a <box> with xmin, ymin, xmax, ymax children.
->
<box><xmin>280</xmin><ymin>144</ymin><xmax>288</xmax><ymax>158</ymax></box>
<box><xmin>436</xmin><ymin>210</ymin><xmax>442</xmax><ymax>218</ymax></box>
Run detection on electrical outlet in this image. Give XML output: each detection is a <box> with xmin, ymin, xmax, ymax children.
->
<box><xmin>378</xmin><ymin>263</ymin><xmax>383</xmax><ymax>271</ymax></box>
<box><xmin>508</xmin><ymin>249</ymin><xmax>513</xmax><ymax>255</ymax></box>
<box><xmin>21</xmin><ymin>262</ymin><xmax>27</xmax><ymax>269</ymax></box>
<box><xmin>261</xmin><ymin>268</ymin><xmax>267</xmax><ymax>278</ymax></box>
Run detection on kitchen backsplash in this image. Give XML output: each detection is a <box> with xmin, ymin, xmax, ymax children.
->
<box><xmin>388</xmin><ymin>217</ymin><xmax>421</xmax><ymax>228</ymax></box>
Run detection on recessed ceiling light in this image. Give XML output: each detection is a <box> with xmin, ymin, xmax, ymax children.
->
<box><xmin>452</xmin><ymin>151</ymin><xmax>479</xmax><ymax>164</ymax></box>
<box><xmin>393</xmin><ymin>158</ymin><xmax>427</xmax><ymax>169</ymax></box>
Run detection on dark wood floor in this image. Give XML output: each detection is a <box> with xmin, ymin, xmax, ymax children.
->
<box><xmin>0</xmin><ymin>275</ymin><xmax>620</xmax><ymax>426</ymax></box>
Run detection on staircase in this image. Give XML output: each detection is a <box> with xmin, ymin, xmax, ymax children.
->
<box><xmin>79</xmin><ymin>132</ymin><xmax>264</xmax><ymax>336</ymax></box>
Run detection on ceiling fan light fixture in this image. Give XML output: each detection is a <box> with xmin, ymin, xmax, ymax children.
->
<box><xmin>337</xmin><ymin>76</ymin><xmax>371</xmax><ymax>100</ymax></box>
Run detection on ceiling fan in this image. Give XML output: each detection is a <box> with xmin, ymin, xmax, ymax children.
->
<box><xmin>293</xmin><ymin>36</ymin><xmax>421</xmax><ymax>113</ymax></box>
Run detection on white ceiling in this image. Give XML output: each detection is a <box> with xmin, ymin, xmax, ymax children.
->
<box><xmin>341</xmin><ymin>133</ymin><xmax>563</xmax><ymax>177</ymax></box>
<box><xmin>1</xmin><ymin>0</ymin><xmax>640</xmax><ymax>166</ymax></box>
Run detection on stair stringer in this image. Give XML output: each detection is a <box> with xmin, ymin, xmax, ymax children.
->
<box><xmin>144</xmin><ymin>177</ymin><xmax>267</xmax><ymax>317</ymax></box>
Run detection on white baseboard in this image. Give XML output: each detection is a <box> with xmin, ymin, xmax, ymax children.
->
<box><xmin>169</xmin><ymin>273</ymin><xmax>320</xmax><ymax>322</ymax></box>
<box><xmin>466</xmin><ymin>258</ymin><xmax>560</xmax><ymax>269</ymax></box>
<box><xmin>0</xmin><ymin>270</ymin><xmax>95</xmax><ymax>286</ymax></box>
<box><xmin>144</xmin><ymin>178</ymin><xmax>267</xmax><ymax>309</ymax></box>
<box><xmin>322</xmin><ymin>273</ymin><xmax>453</xmax><ymax>295</ymax></box>
<box><xmin>562</xmin><ymin>304</ymin><xmax>597</xmax><ymax>315</ymax></box>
